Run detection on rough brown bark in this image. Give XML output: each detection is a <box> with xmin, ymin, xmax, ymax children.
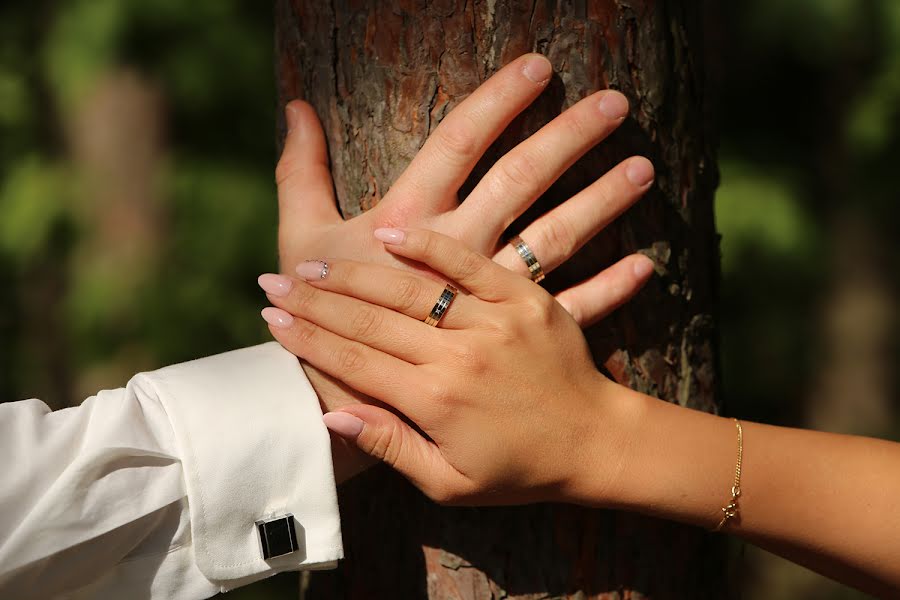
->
<box><xmin>276</xmin><ymin>1</ymin><xmax>725</xmax><ymax>598</ymax></box>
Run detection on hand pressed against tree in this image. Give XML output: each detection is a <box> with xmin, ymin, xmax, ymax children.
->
<box><xmin>273</xmin><ymin>53</ymin><xmax>656</xmax><ymax>482</ymax></box>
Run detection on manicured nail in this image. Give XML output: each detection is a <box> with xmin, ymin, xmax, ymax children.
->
<box><xmin>374</xmin><ymin>228</ymin><xmax>406</xmax><ymax>244</ymax></box>
<box><xmin>626</xmin><ymin>157</ymin><xmax>655</xmax><ymax>187</ymax></box>
<box><xmin>598</xmin><ymin>91</ymin><xmax>629</xmax><ymax>120</ymax></box>
<box><xmin>285</xmin><ymin>102</ymin><xmax>300</xmax><ymax>133</ymax></box>
<box><xmin>633</xmin><ymin>256</ymin><xmax>655</xmax><ymax>279</ymax></box>
<box><xmin>522</xmin><ymin>55</ymin><xmax>552</xmax><ymax>84</ymax></box>
<box><xmin>295</xmin><ymin>260</ymin><xmax>328</xmax><ymax>280</ymax></box>
<box><xmin>323</xmin><ymin>412</ymin><xmax>364</xmax><ymax>439</ymax></box>
<box><xmin>258</xmin><ymin>273</ymin><xmax>293</xmax><ymax>297</ymax></box>
<box><xmin>261</xmin><ymin>307</ymin><xmax>294</xmax><ymax>328</ymax></box>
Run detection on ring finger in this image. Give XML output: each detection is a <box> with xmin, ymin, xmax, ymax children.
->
<box><xmin>492</xmin><ymin>156</ymin><xmax>654</xmax><ymax>277</ymax></box>
<box><xmin>456</xmin><ymin>89</ymin><xmax>632</xmax><ymax>250</ymax></box>
<box><xmin>260</xmin><ymin>274</ymin><xmax>442</xmax><ymax>364</ymax></box>
<box><xmin>291</xmin><ymin>258</ymin><xmax>489</xmax><ymax>330</ymax></box>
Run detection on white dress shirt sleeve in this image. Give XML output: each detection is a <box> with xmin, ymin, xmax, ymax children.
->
<box><xmin>0</xmin><ymin>342</ymin><xmax>343</xmax><ymax>600</ymax></box>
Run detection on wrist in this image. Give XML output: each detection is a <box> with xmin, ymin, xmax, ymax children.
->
<box><xmin>578</xmin><ymin>389</ymin><xmax>738</xmax><ymax>529</ymax></box>
<box><xmin>556</xmin><ymin>375</ymin><xmax>647</xmax><ymax>507</ymax></box>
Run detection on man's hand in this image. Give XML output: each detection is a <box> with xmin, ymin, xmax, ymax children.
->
<box><xmin>274</xmin><ymin>53</ymin><xmax>655</xmax><ymax>483</ymax></box>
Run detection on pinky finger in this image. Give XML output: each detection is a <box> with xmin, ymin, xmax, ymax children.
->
<box><xmin>555</xmin><ymin>254</ymin><xmax>655</xmax><ymax>328</ymax></box>
<box><xmin>323</xmin><ymin>405</ymin><xmax>472</xmax><ymax>505</ymax></box>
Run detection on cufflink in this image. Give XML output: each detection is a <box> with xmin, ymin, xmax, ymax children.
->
<box><xmin>256</xmin><ymin>514</ymin><xmax>299</xmax><ymax>560</ymax></box>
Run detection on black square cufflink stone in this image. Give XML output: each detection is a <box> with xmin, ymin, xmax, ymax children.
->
<box><xmin>256</xmin><ymin>514</ymin><xmax>299</xmax><ymax>560</ymax></box>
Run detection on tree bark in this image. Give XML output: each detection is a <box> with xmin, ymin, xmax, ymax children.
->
<box><xmin>275</xmin><ymin>1</ymin><xmax>726</xmax><ymax>598</ymax></box>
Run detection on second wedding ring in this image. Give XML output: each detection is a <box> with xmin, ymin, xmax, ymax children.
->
<box><xmin>509</xmin><ymin>235</ymin><xmax>545</xmax><ymax>283</ymax></box>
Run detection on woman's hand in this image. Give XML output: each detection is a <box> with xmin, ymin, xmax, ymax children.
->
<box><xmin>259</xmin><ymin>229</ymin><xmax>646</xmax><ymax>505</ymax></box>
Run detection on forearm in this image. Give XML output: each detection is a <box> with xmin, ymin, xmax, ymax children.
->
<box><xmin>575</xmin><ymin>385</ymin><xmax>900</xmax><ymax>596</ymax></box>
<box><xmin>0</xmin><ymin>344</ymin><xmax>344</xmax><ymax>598</ymax></box>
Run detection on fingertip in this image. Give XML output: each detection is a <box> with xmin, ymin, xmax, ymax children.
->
<box><xmin>284</xmin><ymin>100</ymin><xmax>323</xmax><ymax>137</ymax></box>
<box><xmin>258</xmin><ymin>273</ymin><xmax>293</xmax><ymax>297</ymax></box>
<box><xmin>625</xmin><ymin>156</ymin><xmax>655</xmax><ymax>187</ymax></box>
<box><xmin>632</xmin><ymin>254</ymin><xmax>656</xmax><ymax>280</ymax></box>
<box><xmin>521</xmin><ymin>53</ymin><xmax>552</xmax><ymax>84</ymax></box>
<box><xmin>261</xmin><ymin>306</ymin><xmax>294</xmax><ymax>329</ymax></box>
<box><xmin>284</xmin><ymin>100</ymin><xmax>303</xmax><ymax>133</ymax></box>
<box><xmin>323</xmin><ymin>411</ymin><xmax>365</xmax><ymax>440</ymax></box>
<box><xmin>598</xmin><ymin>90</ymin><xmax>629</xmax><ymax>120</ymax></box>
<box><xmin>373</xmin><ymin>228</ymin><xmax>407</xmax><ymax>244</ymax></box>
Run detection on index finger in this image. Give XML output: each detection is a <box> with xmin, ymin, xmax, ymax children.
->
<box><xmin>391</xmin><ymin>54</ymin><xmax>553</xmax><ymax>210</ymax></box>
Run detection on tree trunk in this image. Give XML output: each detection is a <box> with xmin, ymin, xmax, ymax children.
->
<box><xmin>275</xmin><ymin>1</ymin><xmax>725</xmax><ymax>598</ymax></box>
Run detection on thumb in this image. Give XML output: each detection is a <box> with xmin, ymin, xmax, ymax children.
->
<box><xmin>276</xmin><ymin>100</ymin><xmax>341</xmax><ymax>226</ymax></box>
<box><xmin>322</xmin><ymin>406</ymin><xmax>467</xmax><ymax>504</ymax></box>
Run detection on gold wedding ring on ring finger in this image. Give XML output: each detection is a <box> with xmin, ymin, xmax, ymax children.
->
<box><xmin>424</xmin><ymin>284</ymin><xmax>458</xmax><ymax>327</ymax></box>
<box><xmin>508</xmin><ymin>235</ymin><xmax>545</xmax><ymax>283</ymax></box>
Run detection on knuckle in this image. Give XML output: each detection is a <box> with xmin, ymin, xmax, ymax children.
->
<box><xmin>363</xmin><ymin>424</ymin><xmax>397</xmax><ymax>465</ymax></box>
<box><xmin>420</xmin><ymin>377</ymin><xmax>455</xmax><ymax>420</ymax></box>
<box><xmin>274</xmin><ymin>155</ymin><xmax>300</xmax><ymax>186</ymax></box>
<box><xmin>450</xmin><ymin>343</ymin><xmax>486</xmax><ymax>373</ymax></box>
<box><xmin>335</xmin><ymin>345</ymin><xmax>366</xmax><ymax>373</ymax></box>
<box><xmin>497</xmin><ymin>152</ymin><xmax>540</xmax><ymax>191</ymax></box>
<box><xmin>349</xmin><ymin>305</ymin><xmax>382</xmax><ymax>339</ymax></box>
<box><xmin>274</xmin><ymin>158</ymin><xmax>293</xmax><ymax>185</ymax></box>
<box><xmin>331</xmin><ymin>260</ymin><xmax>355</xmax><ymax>287</ymax></box>
<box><xmin>522</xmin><ymin>294</ymin><xmax>556</xmax><ymax>325</ymax></box>
<box><xmin>290</xmin><ymin>282</ymin><xmax>318</xmax><ymax>313</ymax></box>
<box><xmin>425</xmin><ymin>380</ymin><xmax>452</xmax><ymax>406</ymax></box>
<box><xmin>419</xmin><ymin>232</ymin><xmax>440</xmax><ymax>260</ymax></box>
<box><xmin>561</xmin><ymin>107</ymin><xmax>593</xmax><ymax>141</ymax></box>
<box><xmin>539</xmin><ymin>214</ymin><xmax>579</xmax><ymax>259</ymax></box>
<box><xmin>392</xmin><ymin>276</ymin><xmax>424</xmax><ymax>312</ymax></box>
<box><xmin>486</xmin><ymin>310</ymin><xmax>516</xmax><ymax>337</ymax></box>
<box><xmin>453</xmin><ymin>251</ymin><xmax>484</xmax><ymax>281</ymax></box>
<box><xmin>276</xmin><ymin>157</ymin><xmax>329</xmax><ymax>190</ymax></box>
<box><xmin>433</xmin><ymin>120</ymin><xmax>477</xmax><ymax>163</ymax></box>
<box><xmin>293</xmin><ymin>319</ymin><xmax>318</xmax><ymax>346</ymax></box>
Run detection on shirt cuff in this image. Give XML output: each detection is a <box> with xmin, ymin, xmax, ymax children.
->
<box><xmin>140</xmin><ymin>342</ymin><xmax>343</xmax><ymax>587</ymax></box>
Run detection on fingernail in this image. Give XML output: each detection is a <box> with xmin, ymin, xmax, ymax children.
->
<box><xmin>522</xmin><ymin>55</ymin><xmax>552</xmax><ymax>84</ymax></box>
<box><xmin>626</xmin><ymin>157</ymin><xmax>655</xmax><ymax>187</ymax></box>
<box><xmin>258</xmin><ymin>273</ymin><xmax>293</xmax><ymax>297</ymax></box>
<box><xmin>261</xmin><ymin>307</ymin><xmax>294</xmax><ymax>328</ymax></box>
<box><xmin>323</xmin><ymin>412</ymin><xmax>364</xmax><ymax>439</ymax></box>
<box><xmin>295</xmin><ymin>260</ymin><xmax>328</xmax><ymax>280</ymax></box>
<box><xmin>285</xmin><ymin>102</ymin><xmax>300</xmax><ymax>132</ymax></box>
<box><xmin>633</xmin><ymin>256</ymin><xmax>655</xmax><ymax>279</ymax></box>
<box><xmin>374</xmin><ymin>228</ymin><xmax>406</xmax><ymax>244</ymax></box>
<box><xmin>598</xmin><ymin>91</ymin><xmax>629</xmax><ymax>120</ymax></box>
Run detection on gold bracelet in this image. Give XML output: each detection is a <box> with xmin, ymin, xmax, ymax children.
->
<box><xmin>713</xmin><ymin>418</ymin><xmax>743</xmax><ymax>532</ymax></box>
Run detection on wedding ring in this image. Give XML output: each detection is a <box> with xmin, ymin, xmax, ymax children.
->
<box><xmin>508</xmin><ymin>235</ymin><xmax>545</xmax><ymax>283</ymax></box>
<box><xmin>424</xmin><ymin>284</ymin><xmax>458</xmax><ymax>327</ymax></box>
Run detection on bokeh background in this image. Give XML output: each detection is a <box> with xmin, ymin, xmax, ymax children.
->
<box><xmin>1</xmin><ymin>1</ymin><xmax>897</xmax><ymax>598</ymax></box>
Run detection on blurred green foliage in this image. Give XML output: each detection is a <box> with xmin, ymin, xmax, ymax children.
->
<box><xmin>0</xmin><ymin>1</ymin><xmax>897</xmax><ymax>599</ymax></box>
<box><xmin>718</xmin><ymin>0</ymin><xmax>899</xmax><ymax>429</ymax></box>
<box><xmin>0</xmin><ymin>0</ymin><xmax>278</xmax><ymax>406</ymax></box>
